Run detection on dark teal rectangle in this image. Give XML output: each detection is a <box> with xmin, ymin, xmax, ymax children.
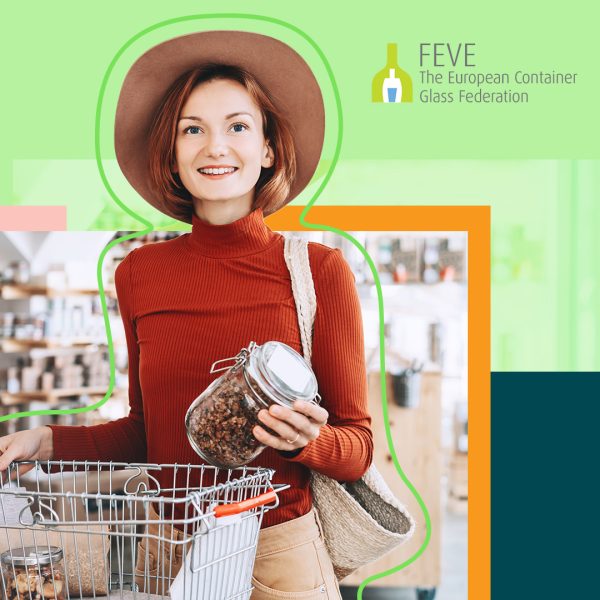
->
<box><xmin>492</xmin><ymin>372</ymin><xmax>600</xmax><ymax>598</ymax></box>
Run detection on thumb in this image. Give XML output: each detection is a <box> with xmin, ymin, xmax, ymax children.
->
<box><xmin>0</xmin><ymin>444</ymin><xmax>22</xmax><ymax>474</ymax></box>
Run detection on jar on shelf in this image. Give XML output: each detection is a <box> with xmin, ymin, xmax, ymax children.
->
<box><xmin>185</xmin><ymin>341</ymin><xmax>320</xmax><ymax>469</ymax></box>
<box><xmin>1</xmin><ymin>546</ymin><xmax>65</xmax><ymax>600</ymax></box>
<box><xmin>14</xmin><ymin>261</ymin><xmax>31</xmax><ymax>285</ymax></box>
<box><xmin>0</xmin><ymin>313</ymin><xmax>15</xmax><ymax>338</ymax></box>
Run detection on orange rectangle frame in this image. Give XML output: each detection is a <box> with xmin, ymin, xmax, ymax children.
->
<box><xmin>268</xmin><ymin>205</ymin><xmax>491</xmax><ymax>599</ymax></box>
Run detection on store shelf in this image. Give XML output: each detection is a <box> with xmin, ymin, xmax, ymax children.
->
<box><xmin>1</xmin><ymin>338</ymin><xmax>105</xmax><ymax>353</ymax></box>
<box><xmin>1</xmin><ymin>387</ymin><xmax>109</xmax><ymax>406</ymax></box>
<box><xmin>358</xmin><ymin>281</ymin><xmax>466</xmax><ymax>292</ymax></box>
<box><xmin>0</xmin><ymin>284</ymin><xmax>116</xmax><ymax>299</ymax></box>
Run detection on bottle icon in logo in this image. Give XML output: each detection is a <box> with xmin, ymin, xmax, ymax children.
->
<box><xmin>372</xmin><ymin>43</ymin><xmax>412</xmax><ymax>103</ymax></box>
<box><xmin>383</xmin><ymin>69</ymin><xmax>402</xmax><ymax>103</ymax></box>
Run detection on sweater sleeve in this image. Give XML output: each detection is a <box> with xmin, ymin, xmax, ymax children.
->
<box><xmin>283</xmin><ymin>248</ymin><xmax>373</xmax><ymax>481</ymax></box>
<box><xmin>47</xmin><ymin>250</ymin><xmax>147</xmax><ymax>463</ymax></box>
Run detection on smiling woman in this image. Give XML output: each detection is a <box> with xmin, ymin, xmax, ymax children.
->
<box><xmin>0</xmin><ymin>30</ymin><xmax>369</xmax><ymax>600</ymax></box>
<box><xmin>173</xmin><ymin>78</ymin><xmax>275</xmax><ymax>224</ymax></box>
<box><xmin>147</xmin><ymin>63</ymin><xmax>297</xmax><ymax>224</ymax></box>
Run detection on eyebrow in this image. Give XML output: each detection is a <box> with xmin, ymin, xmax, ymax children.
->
<box><xmin>178</xmin><ymin>112</ymin><xmax>255</xmax><ymax>122</ymax></box>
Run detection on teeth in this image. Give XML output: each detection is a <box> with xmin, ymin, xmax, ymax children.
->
<box><xmin>199</xmin><ymin>167</ymin><xmax>236</xmax><ymax>175</ymax></box>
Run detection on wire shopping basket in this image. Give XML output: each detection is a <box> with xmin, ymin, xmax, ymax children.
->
<box><xmin>0</xmin><ymin>461</ymin><xmax>285</xmax><ymax>600</ymax></box>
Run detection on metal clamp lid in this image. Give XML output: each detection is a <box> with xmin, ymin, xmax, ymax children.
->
<box><xmin>248</xmin><ymin>341</ymin><xmax>319</xmax><ymax>406</ymax></box>
<box><xmin>210</xmin><ymin>341</ymin><xmax>320</xmax><ymax>407</ymax></box>
<box><xmin>210</xmin><ymin>342</ymin><xmax>257</xmax><ymax>374</ymax></box>
<box><xmin>1</xmin><ymin>546</ymin><xmax>63</xmax><ymax>567</ymax></box>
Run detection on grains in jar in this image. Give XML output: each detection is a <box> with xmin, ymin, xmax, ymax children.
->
<box><xmin>1</xmin><ymin>546</ymin><xmax>65</xmax><ymax>600</ymax></box>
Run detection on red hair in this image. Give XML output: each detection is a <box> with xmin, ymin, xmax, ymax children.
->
<box><xmin>147</xmin><ymin>64</ymin><xmax>297</xmax><ymax>221</ymax></box>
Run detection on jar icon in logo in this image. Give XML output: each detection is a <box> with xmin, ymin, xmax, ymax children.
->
<box><xmin>383</xmin><ymin>68</ymin><xmax>402</xmax><ymax>103</ymax></box>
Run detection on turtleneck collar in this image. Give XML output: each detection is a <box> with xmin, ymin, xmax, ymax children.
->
<box><xmin>186</xmin><ymin>207</ymin><xmax>280</xmax><ymax>258</ymax></box>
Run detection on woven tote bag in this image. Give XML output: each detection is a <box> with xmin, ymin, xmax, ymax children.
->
<box><xmin>283</xmin><ymin>236</ymin><xmax>416</xmax><ymax>581</ymax></box>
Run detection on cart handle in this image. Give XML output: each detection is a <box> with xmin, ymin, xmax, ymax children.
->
<box><xmin>214</xmin><ymin>488</ymin><xmax>278</xmax><ymax>518</ymax></box>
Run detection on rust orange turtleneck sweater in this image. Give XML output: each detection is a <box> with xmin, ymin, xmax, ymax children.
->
<box><xmin>49</xmin><ymin>208</ymin><xmax>373</xmax><ymax>527</ymax></box>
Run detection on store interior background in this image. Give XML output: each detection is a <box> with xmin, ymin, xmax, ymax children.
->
<box><xmin>0</xmin><ymin>229</ymin><xmax>468</xmax><ymax>600</ymax></box>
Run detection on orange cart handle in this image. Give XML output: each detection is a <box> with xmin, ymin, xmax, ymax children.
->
<box><xmin>214</xmin><ymin>489</ymin><xmax>277</xmax><ymax>518</ymax></box>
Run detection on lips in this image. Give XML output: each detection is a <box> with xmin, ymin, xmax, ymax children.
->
<box><xmin>197</xmin><ymin>166</ymin><xmax>239</xmax><ymax>177</ymax></box>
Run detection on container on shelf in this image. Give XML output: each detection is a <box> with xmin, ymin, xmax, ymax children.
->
<box><xmin>14</xmin><ymin>261</ymin><xmax>31</xmax><ymax>285</ymax></box>
<box><xmin>391</xmin><ymin>361</ymin><xmax>424</xmax><ymax>408</ymax></box>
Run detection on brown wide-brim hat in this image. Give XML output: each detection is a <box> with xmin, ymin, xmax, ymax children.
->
<box><xmin>114</xmin><ymin>30</ymin><xmax>325</xmax><ymax>223</ymax></box>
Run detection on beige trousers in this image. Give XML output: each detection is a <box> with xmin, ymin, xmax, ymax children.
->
<box><xmin>135</xmin><ymin>506</ymin><xmax>341</xmax><ymax>599</ymax></box>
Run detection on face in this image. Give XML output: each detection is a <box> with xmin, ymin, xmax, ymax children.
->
<box><xmin>174</xmin><ymin>79</ymin><xmax>274</xmax><ymax>215</ymax></box>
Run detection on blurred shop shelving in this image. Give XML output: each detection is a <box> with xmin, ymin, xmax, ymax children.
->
<box><xmin>1</xmin><ymin>228</ymin><xmax>468</xmax><ymax>456</ymax></box>
<box><xmin>288</xmin><ymin>232</ymin><xmax>468</xmax><ymax>421</ymax></box>
<box><xmin>0</xmin><ymin>230</ymin><xmax>184</xmax><ymax>434</ymax></box>
<box><xmin>0</xmin><ymin>232</ymin><xmax>121</xmax><ymax>433</ymax></box>
<box><xmin>287</xmin><ymin>231</ymin><xmax>468</xmax><ymax>518</ymax></box>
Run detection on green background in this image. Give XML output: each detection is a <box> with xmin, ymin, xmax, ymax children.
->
<box><xmin>2</xmin><ymin>1</ymin><xmax>599</xmax><ymax>370</ymax></box>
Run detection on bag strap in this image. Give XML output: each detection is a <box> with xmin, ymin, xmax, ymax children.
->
<box><xmin>283</xmin><ymin>236</ymin><xmax>316</xmax><ymax>364</ymax></box>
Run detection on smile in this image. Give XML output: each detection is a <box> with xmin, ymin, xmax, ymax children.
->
<box><xmin>197</xmin><ymin>167</ymin><xmax>238</xmax><ymax>177</ymax></box>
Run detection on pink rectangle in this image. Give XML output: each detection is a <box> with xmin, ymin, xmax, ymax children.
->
<box><xmin>0</xmin><ymin>206</ymin><xmax>67</xmax><ymax>231</ymax></box>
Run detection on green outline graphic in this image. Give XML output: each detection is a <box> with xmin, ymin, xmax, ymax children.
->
<box><xmin>1</xmin><ymin>14</ymin><xmax>431</xmax><ymax>598</ymax></box>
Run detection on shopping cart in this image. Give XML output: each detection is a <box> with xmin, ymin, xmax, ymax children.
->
<box><xmin>0</xmin><ymin>461</ymin><xmax>285</xmax><ymax>600</ymax></box>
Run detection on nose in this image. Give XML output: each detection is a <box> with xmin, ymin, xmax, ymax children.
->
<box><xmin>204</xmin><ymin>131</ymin><xmax>228</xmax><ymax>158</ymax></box>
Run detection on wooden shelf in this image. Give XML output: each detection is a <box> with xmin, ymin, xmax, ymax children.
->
<box><xmin>1</xmin><ymin>338</ymin><xmax>105</xmax><ymax>352</ymax></box>
<box><xmin>0</xmin><ymin>284</ymin><xmax>116</xmax><ymax>300</ymax></box>
<box><xmin>1</xmin><ymin>387</ymin><xmax>109</xmax><ymax>406</ymax></box>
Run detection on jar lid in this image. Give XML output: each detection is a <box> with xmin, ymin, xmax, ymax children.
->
<box><xmin>247</xmin><ymin>341</ymin><xmax>318</xmax><ymax>406</ymax></box>
<box><xmin>1</xmin><ymin>546</ymin><xmax>63</xmax><ymax>567</ymax></box>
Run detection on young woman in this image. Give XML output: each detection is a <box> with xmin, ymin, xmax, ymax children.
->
<box><xmin>0</xmin><ymin>31</ymin><xmax>372</xmax><ymax>599</ymax></box>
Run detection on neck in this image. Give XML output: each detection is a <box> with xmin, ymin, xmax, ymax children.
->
<box><xmin>187</xmin><ymin>206</ymin><xmax>279</xmax><ymax>258</ymax></box>
<box><xmin>193</xmin><ymin>196</ymin><xmax>254</xmax><ymax>225</ymax></box>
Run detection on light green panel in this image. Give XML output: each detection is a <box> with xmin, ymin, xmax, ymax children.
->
<box><xmin>10</xmin><ymin>159</ymin><xmax>600</xmax><ymax>371</ymax></box>
<box><xmin>2</xmin><ymin>2</ymin><xmax>599</xmax><ymax>371</ymax></box>
<box><xmin>0</xmin><ymin>0</ymin><xmax>598</xmax><ymax>192</ymax></box>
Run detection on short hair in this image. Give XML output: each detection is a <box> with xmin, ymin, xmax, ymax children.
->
<box><xmin>147</xmin><ymin>64</ymin><xmax>297</xmax><ymax>222</ymax></box>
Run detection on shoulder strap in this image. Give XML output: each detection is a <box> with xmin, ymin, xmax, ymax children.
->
<box><xmin>283</xmin><ymin>236</ymin><xmax>316</xmax><ymax>364</ymax></box>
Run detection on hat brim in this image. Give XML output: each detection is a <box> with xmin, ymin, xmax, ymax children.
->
<box><xmin>114</xmin><ymin>30</ymin><xmax>325</xmax><ymax>223</ymax></box>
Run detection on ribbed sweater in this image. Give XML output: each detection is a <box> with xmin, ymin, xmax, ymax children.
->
<box><xmin>49</xmin><ymin>208</ymin><xmax>373</xmax><ymax>527</ymax></box>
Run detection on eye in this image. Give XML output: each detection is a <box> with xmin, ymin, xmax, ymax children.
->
<box><xmin>183</xmin><ymin>125</ymin><xmax>202</xmax><ymax>135</ymax></box>
<box><xmin>230</xmin><ymin>122</ymin><xmax>249</xmax><ymax>133</ymax></box>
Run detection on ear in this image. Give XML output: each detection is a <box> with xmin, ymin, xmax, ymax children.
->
<box><xmin>262</xmin><ymin>141</ymin><xmax>274</xmax><ymax>169</ymax></box>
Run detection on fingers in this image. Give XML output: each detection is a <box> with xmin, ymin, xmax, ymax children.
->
<box><xmin>256</xmin><ymin>410</ymin><xmax>305</xmax><ymax>445</ymax></box>
<box><xmin>253</xmin><ymin>425</ymin><xmax>301</xmax><ymax>452</ymax></box>
<box><xmin>269</xmin><ymin>402</ymin><xmax>328</xmax><ymax>434</ymax></box>
<box><xmin>0</xmin><ymin>434</ymin><xmax>15</xmax><ymax>454</ymax></box>
<box><xmin>0</xmin><ymin>445</ymin><xmax>22</xmax><ymax>481</ymax></box>
<box><xmin>0</xmin><ymin>433</ymin><xmax>29</xmax><ymax>475</ymax></box>
<box><xmin>253</xmin><ymin>401</ymin><xmax>330</xmax><ymax>451</ymax></box>
<box><xmin>0</xmin><ymin>444</ymin><xmax>21</xmax><ymax>474</ymax></box>
<box><xmin>289</xmin><ymin>400</ymin><xmax>329</xmax><ymax>426</ymax></box>
<box><xmin>0</xmin><ymin>462</ymin><xmax>34</xmax><ymax>485</ymax></box>
<box><xmin>15</xmin><ymin>463</ymin><xmax>35</xmax><ymax>479</ymax></box>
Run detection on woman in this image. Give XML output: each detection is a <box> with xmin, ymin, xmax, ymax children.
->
<box><xmin>0</xmin><ymin>31</ymin><xmax>372</xmax><ymax>599</ymax></box>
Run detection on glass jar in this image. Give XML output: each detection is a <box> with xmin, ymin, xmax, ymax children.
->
<box><xmin>14</xmin><ymin>261</ymin><xmax>30</xmax><ymax>285</ymax></box>
<box><xmin>1</xmin><ymin>546</ymin><xmax>65</xmax><ymax>600</ymax></box>
<box><xmin>185</xmin><ymin>341</ymin><xmax>320</xmax><ymax>469</ymax></box>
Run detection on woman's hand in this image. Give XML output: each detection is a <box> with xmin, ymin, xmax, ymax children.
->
<box><xmin>0</xmin><ymin>427</ymin><xmax>54</xmax><ymax>478</ymax></box>
<box><xmin>253</xmin><ymin>400</ymin><xmax>329</xmax><ymax>452</ymax></box>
